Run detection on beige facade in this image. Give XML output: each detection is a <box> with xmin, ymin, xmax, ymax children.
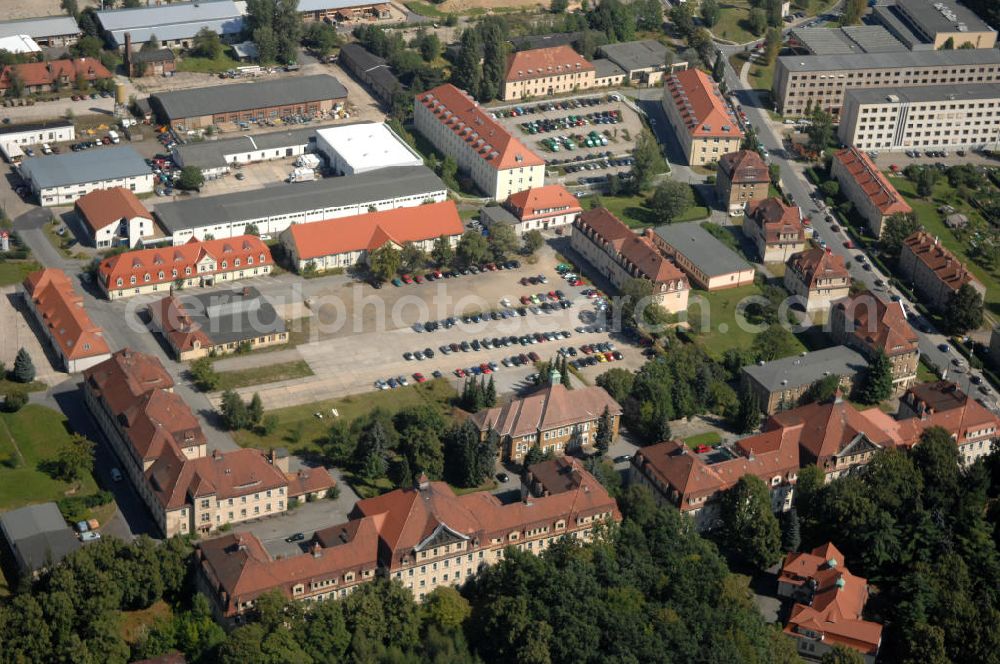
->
<box><xmin>783</xmin><ymin>251</ymin><xmax>851</xmax><ymax>313</ymax></box>
<box><xmin>839</xmin><ymin>84</ymin><xmax>1000</xmax><ymax>152</ymax></box>
<box><xmin>830</xmin><ymin>148</ymin><xmax>913</xmax><ymax>239</ymax></box>
<box><xmin>662</xmin><ymin>69</ymin><xmax>744</xmax><ymax>166</ymax></box>
<box><xmin>503</xmin><ymin>68</ymin><xmax>597</xmax><ymax>101</ymax></box>
<box><xmin>773</xmin><ymin>51</ymin><xmax>1000</xmax><ymax>116</ymax></box>
<box><xmin>716</xmin><ymin>152</ymin><xmax>770</xmax><ymax>215</ymax></box>
<box><xmin>898</xmin><ymin>230</ymin><xmax>986</xmax><ymax>312</ymax></box>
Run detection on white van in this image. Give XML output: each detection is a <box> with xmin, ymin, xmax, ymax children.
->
<box><xmin>41</xmin><ymin>143</ymin><xmax>53</xmax><ymax>155</ymax></box>
<box><xmin>108</xmin><ymin>130</ymin><xmax>120</xmax><ymax>144</ymax></box>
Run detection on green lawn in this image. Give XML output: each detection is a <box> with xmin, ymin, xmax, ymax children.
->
<box><xmin>232</xmin><ymin>379</ymin><xmax>457</xmax><ymax>453</ymax></box>
<box><xmin>0</xmin><ymin>405</ymin><xmax>99</xmax><ymax>511</ymax></box>
<box><xmin>685</xmin><ymin>431</ymin><xmax>722</xmax><ymax>448</ymax></box>
<box><xmin>586</xmin><ymin>192</ymin><xmax>710</xmax><ymax>229</ymax></box>
<box><xmin>687</xmin><ymin>284</ymin><xmax>808</xmax><ymax>359</ymax></box>
<box><xmin>404</xmin><ymin>1</ymin><xmax>448</xmax><ymax>18</ymax></box>
<box><xmin>0</xmin><ymin>260</ymin><xmax>42</xmax><ymax>287</ymax></box>
<box><xmin>918</xmin><ymin>359</ymin><xmax>941</xmax><ymax>383</ymax></box>
<box><xmin>215</xmin><ymin>360</ymin><xmax>314</xmax><ymax>391</ymax></box>
<box><xmin>711</xmin><ymin>0</ymin><xmax>758</xmax><ymax>44</ymax></box>
<box><xmin>888</xmin><ymin>176</ymin><xmax>1000</xmax><ymax>317</ymax></box>
<box><xmin>175</xmin><ymin>49</ymin><xmax>242</xmax><ymax>74</ymax></box>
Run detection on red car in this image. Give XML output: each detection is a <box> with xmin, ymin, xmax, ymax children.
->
<box><xmin>802</xmin><ymin>217</ymin><xmax>811</xmax><ymax>226</ymax></box>
<box><xmin>401</xmin><ymin>274</ymin><xmax>413</xmax><ymax>284</ymax></box>
<box><xmin>694</xmin><ymin>445</ymin><xmax>712</xmax><ymax>454</ymax></box>
<box><xmin>520</xmin><ymin>277</ymin><xmax>530</xmax><ymax>286</ymax></box>
<box><xmin>604</xmin><ymin>351</ymin><xmax>615</xmax><ymax>362</ymax></box>
<box><xmin>844</xmin><ymin>240</ymin><xmax>854</xmax><ymax>249</ymax></box>
<box><xmin>520</xmin><ymin>295</ymin><xmax>532</xmax><ymax>304</ymax></box>
<box><xmin>480</xmin><ymin>363</ymin><xmax>492</xmax><ymax>374</ymax></box>
<box><xmin>454</xmin><ymin>368</ymin><xmax>466</xmax><ymax>377</ymax></box>
<box><xmin>414</xmin><ymin>373</ymin><xmax>426</xmax><ymax>383</ymax></box>
<box><xmin>570</xmin><ymin>279</ymin><xmax>584</xmax><ymax>287</ymax></box>
<box><xmin>432</xmin><ymin>270</ymin><xmax>443</xmax><ymax>279</ymax></box>
<box><xmin>528</xmin><ymin>351</ymin><xmax>540</xmax><ymax>362</ymax></box>
<box><xmin>414</xmin><ymin>274</ymin><xmax>424</xmax><ymax>284</ymax></box>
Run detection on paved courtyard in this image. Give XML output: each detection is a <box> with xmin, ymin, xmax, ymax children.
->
<box><xmin>0</xmin><ymin>285</ymin><xmax>67</xmax><ymax>385</ymax></box>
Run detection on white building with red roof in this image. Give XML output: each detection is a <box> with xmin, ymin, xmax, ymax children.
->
<box><xmin>22</xmin><ymin>268</ymin><xmax>111</xmax><ymax>373</ymax></box>
<box><xmin>413</xmin><ymin>84</ymin><xmax>545</xmax><ymax>200</ymax></box>
<box><xmin>480</xmin><ymin>184</ymin><xmax>582</xmax><ymax>236</ymax></box>
<box><xmin>502</xmin><ymin>45</ymin><xmax>597</xmax><ymax>101</ymax></box>
<box><xmin>97</xmin><ymin>235</ymin><xmax>272</xmax><ymax>300</ymax></box>
<box><xmin>831</xmin><ymin>147</ymin><xmax>912</xmax><ymax>238</ymax></box>
<box><xmin>279</xmin><ymin>200</ymin><xmax>464</xmax><ymax>274</ymax></box>
<box><xmin>778</xmin><ymin>542</ymin><xmax>883</xmax><ymax>663</ymax></box>
<box><xmin>662</xmin><ymin>68</ymin><xmax>744</xmax><ymax>165</ymax></box>
<box><xmin>73</xmin><ymin>187</ymin><xmax>155</xmax><ymax>249</ymax></box>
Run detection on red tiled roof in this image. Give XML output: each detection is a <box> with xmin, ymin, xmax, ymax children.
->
<box><xmin>23</xmin><ymin>268</ymin><xmax>110</xmax><ymax>361</ymax></box>
<box><xmin>505</xmin><ymin>45</ymin><xmax>594</xmax><ymax>82</ymax></box>
<box><xmin>902</xmin><ymin>230</ymin><xmax>982</xmax><ymax>295</ymax></box>
<box><xmin>416</xmin><ymin>84</ymin><xmax>545</xmax><ymax>170</ymax></box>
<box><xmin>868</xmin><ymin>380</ymin><xmax>1000</xmax><ymax>448</ymax></box>
<box><xmin>285</xmin><ymin>200</ymin><xmax>464</xmax><ymax>261</ymax></box>
<box><xmin>0</xmin><ymin>58</ymin><xmax>112</xmax><ymax>90</ymax></box>
<box><xmin>286</xmin><ymin>466</ymin><xmax>337</xmax><ymax>498</ymax></box>
<box><xmin>833</xmin><ymin>292</ymin><xmax>918</xmax><ymax>356</ymax></box>
<box><xmin>74</xmin><ymin>187</ymin><xmax>152</xmax><ymax>234</ymax></box>
<box><xmin>718</xmin><ymin>150</ymin><xmax>769</xmax><ymax>184</ymax></box>
<box><xmin>766</xmin><ymin>398</ymin><xmax>893</xmax><ymax>470</ymax></box>
<box><xmin>576</xmin><ymin>208</ymin><xmax>688</xmax><ymax>289</ymax></box>
<box><xmin>150</xmin><ymin>295</ymin><xmax>211</xmax><ymax>354</ymax></box>
<box><xmin>664</xmin><ymin>69</ymin><xmax>743</xmax><ymax>139</ymax></box>
<box><xmin>505</xmin><ymin>184</ymin><xmax>582</xmax><ymax>221</ymax></box>
<box><xmin>471</xmin><ymin>383</ymin><xmax>621</xmax><ymax>439</ymax></box>
<box><xmin>98</xmin><ymin>235</ymin><xmax>271</xmax><ymax>293</ymax></box>
<box><xmin>787</xmin><ymin>248</ymin><xmax>849</xmax><ymax>289</ymax></box>
<box><xmin>833</xmin><ymin>147</ymin><xmax>912</xmax><ymax>217</ymax></box>
<box><xmin>747</xmin><ymin>197</ymin><xmax>805</xmax><ymax>244</ymax></box>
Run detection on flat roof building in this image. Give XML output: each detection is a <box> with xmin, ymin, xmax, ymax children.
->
<box><xmin>742</xmin><ymin>345</ymin><xmax>869</xmax><ymax>415</ymax></box>
<box><xmin>414</xmin><ymin>84</ymin><xmax>545</xmax><ymax>201</ymax></box>
<box><xmin>338</xmin><ymin>43</ymin><xmax>404</xmax><ymax>104</ymax></box>
<box><xmin>773</xmin><ymin>48</ymin><xmax>1000</xmax><ymax>116</ymax></box>
<box><xmin>873</xmin><ymin>0</ymin><xmax>996</xmax><ymax>50</ymax></box>
<box><xmin>651</xmin><ymin>221</ymin><xmax>755</xmax><ymax>291</ymax></box>
<box><xmin>172</xmin><ymin>127</ymin><xmax>317</xmax><ymax>177</ymax></box>
<box><xmin>0</xmin><ymin>503</ymin><xmax>80</xmax><ymax>578</ymax></box>
<box><xmin>96</xmin><ymin>0</ymin><xmax>245</xmax><ymax>49</ymax></box>
<box><xmin>154</xmin><ymin>165</ymin><xmax>448</xmax><ymax>244</ymax></box>
<box><xmin>0</xmin><ymin>120</ymin><xmax>75</xmax><ymax>155</ymax></box>
<box><xmin>597</xmin><ymin>39</ymin><xmax>671</xmax><ymax>86</ymax></box>
<box><xmin>830</xmin><ymin>147</ymin><xmax>912</xmax><ymax>238</ymax></box>
<box><xmin>19</xmin><ymin>146</ymin><xmax>154</xmax><ymax>207</ymax></box>
<box><xmin>662</xmin><ymin>68</ymin><xmax>743</xmax><ymax>166</ymax></box>
<box><xmin>0</xmin><ymin>15</ymin><xmax>80</xmax><ymax>46</ymax></box>
<box><xmin>789</xmin><ymin>25</ymin><xmax>907</xmax><ymax>55</ymax></box>
<box><xmin>315</xmin><ymin>122</ymin><xmax>423</xmax><ymax>175</ymax></box>
<box><xmin>150</xmin><ymin>74</ymin><xmax>348</xmax><ymax>129</ymax></box>
<box><xmin>839</xmin><ymin>83</ymin><xmax>1000</xmax><ymax>153</ymax></box>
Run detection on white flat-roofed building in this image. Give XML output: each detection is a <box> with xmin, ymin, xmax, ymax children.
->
<box><xmin>839</xmin><ymin>83</ymin><xmax>1000</xmax><ymax>152</ymax></box>
<box><xmin>315</xmin><ymin>122</ymin><xmax>424</xmax><ymax>175</ymax></box>
<box><xmin>0</xmin><ymin>120</ymin><xmax>75</xmax><ymax>159</ymax></box>
<box><xmin>19</xmin><ymin>146</ymin><xmax>154</xmax><ymax>207</ymax></box>
<box><xmin>0</xmin><ymin>34</ymin><xmax>40</xmax><ymax>54</ymax></box>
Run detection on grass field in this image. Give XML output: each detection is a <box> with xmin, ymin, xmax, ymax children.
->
<box><xmin>685</xmin><ymin>431</ymin><xmax>722</xmax><ymax>448</ymax></box>
<box><xmin>215</xmin><ymin>360</ymin><xmax>314</xmax><ymax>391</ymax></box>
<box><xmin>0</xmin><ymin>405</ymin><xmax>100</xmax><ymax>511</ymax></box>
<box><xmin>405</xmin><ymin>0</ymin><xmax>449</xmax><ymax>17</ymax></box>
<box><xmin>712</xmin><ymin>0</ymin><xmax>758</xmax><ymax>44</ymax></box>
<box><xmin>176</xmin><ymin>49</ymin><xmax>242</xmax><ymax>74</ymax></box>
<box><xmin>121</xmin><ymin>600</ymin><xmax>173</xmax><ymax>644</ymax></box>
<box><xmin>587</xmin><ymin>192</ymin><xmax>710</xmax><ymax>229</ymax></box>
<box><xmin>687</xmin><ymin>284</ymin><xmax>809</xmax><ymax>359</ymax></box>
<box><xmin>0</xmin><ymin>260</ymin><xmax>42</xmax><ymax>287</ymax></box>
<box><xmin>888</xmin><ymin>175</ymin><xmax>1000</xmax><ymax>317</ymax></box>
<box><xmin>233</xmin><ymin>379</ymin><xmax>457</xmax><ymax>453</ymax></box>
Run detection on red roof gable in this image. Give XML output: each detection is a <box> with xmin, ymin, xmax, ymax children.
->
<box><xmin>505</xmin><ymin>184</ymin><xmax>582</xmax><ymax>221</ymax></box>
<box><xmin>665</xmin><ymin>69</ymin><xmax>743</xmax><ymax>139</ymax></box>
<box><xmin>0</xmin><ymin>58</ymin><xmax>112</xmax><ymax>90</ymax></box>
<box><xmin>23</xmin><ymin>268</ymin><xmax>110</xmax><ymax>361</ymax></box>
<box><xmin>505</xmin><ymin>45</ymin><xmax>595</xmax><ymax>83</ymax></box>
<box><xmin>833</xmin><ymin>147</ymin><xmax>912</xmax><ymax>217</ymax></box>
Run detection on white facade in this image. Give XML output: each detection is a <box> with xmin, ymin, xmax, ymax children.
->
<box><xmin>0</xmin><ymin>123</ymin><xmax>75</xmax><ymax>153</ymax></box>
<box><xmin>413</xmin><ymin>98</ymin><xmax>545</xmax><ymax>200</ymax></box>
<box><xmin>839</xmin><ymin>85</ymin><xmax>1000</xmax><ymax>152</ymax></box>
<box><xmin>288</xmin><ymin>233</ymin><xmax>460</xmax><ymax>273</ymax></box>
<box><xmin>167</xmin><ymin>187</ymin><xmax>448</xmax><ymax>245</ymax></box>
<box><xmin>92</xmin><ymin>214</ymin><xmax>155</xmax><ymax>249</ymax></box>
<box><xmin>315</xmin><ymin>123</ymin><xmax>424</xmax><ymax>176</ymax></box>
<box><xmin>31</xmin><ymin>172</ymin><xmax>155</xmax><ymax>207</ymax></box>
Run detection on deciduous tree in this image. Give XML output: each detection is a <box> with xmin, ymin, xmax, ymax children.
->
<box><xmin>719</xmin><ymin>474</ymin><xmax>783</xmax><ymax>569</ymax></box>
<box><xmin>945</xmin><ymin>283</ymin><xmax>984</xmax><ymax>334</ymax></box>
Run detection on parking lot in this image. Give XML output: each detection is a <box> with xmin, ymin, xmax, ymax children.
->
<box><xmin>488</xmin><ymin>93</ymin><xmax>646</xmax><ymax>186</ymax></box>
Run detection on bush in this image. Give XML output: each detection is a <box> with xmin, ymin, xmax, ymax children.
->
<box><xmin>57</xmin><ymin>490</ymin><xmax>113</xmax><ymax>522</ymax></box>
<box><xmin>3</xmin><ymin>388</ymin><xmax>28</xmax><ymax>412</ymax></box>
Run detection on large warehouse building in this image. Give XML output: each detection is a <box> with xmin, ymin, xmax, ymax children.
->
<box><xmin>19</xmin><ymin>146</ymin><xmax>154</xmax><ymax>206</ymax></box>
<box><xmin>150</xmin><ymin>75</ymin><xmax>348</xmax><ymax>129</ymax></box>
<box><xmin>154</xmin><ymin>165</ymin><xmax>448</xmax><ymax>244</ymax></box>
<box><xmin>172</xmin><ymin>127</ymin><xmax>318</xmax><ymax>178</ymax></box>
<box><xmin>315</xmin><ymin>123</ymin><xmax>423</xmax><ymax>175</ymax></box>
<box><xmin>95</xmin><ymin>0</ymin><xmax>245</xmax><ymax>49</ymax></box>
<box><xmin>0</xmin><ymin>15</ymin><xmax>80</xmax><ymax>46</ymax></box>
<box><xmin>872</xmin><ymin>0</ymin><xmax>997</xmax><ymax>50</ymax></box>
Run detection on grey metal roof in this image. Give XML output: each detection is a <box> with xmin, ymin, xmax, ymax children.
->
<box><xmin>778</xmin><ymin>47</ymin><xmax>1000</xmax><ymax>72</ymax></box>
<box><xmin>175</xmin><ymin>287</ymin><xmax>285</xmax><ymax>346</ymax></box>
<box><xmin>0</xmin><ymin>119</ymin><xmax>73</xmax><ymax>137</ymax></box>
<box><xmin>153</xmin><ymin>165</ymin><xmax>446</xmax><ymax>233</ymax></box>
<box><xmin>742</xmin><ymin>345</ymin><xmax>869</xmax><ymax>392</ymax></box>
<box><xmin>0</xmin><ymin>15</ymin><xmax>80</xmax><ymax>40</ymax></box>
<box><xmin>20</xmin><ymin>146</ymin><xmax>151</xmax><ymax>189</ymax></box>
<box><xmin>298</xmin><ymin>0</ymin><xmax>388</xmax><ymax>9</ymax></box>
<box><xmin>790</xmin><ymin>25</ymin><xmax>907</xmax><ymax>54</ymax></box>
<box><xmin>340</xmin><ymin>42</ymin><xmax>385</xmax><ymax>71</ymax></box>
<box><xmin>598</xmin><ymin>39</ymin><xmax>669</xmax><ymax>72</ymax></box>
<box><xmin>96</xmin><ymin>0</ymin><xmax>243</xmax><ymax>46</ymax></box>
<box><xmin>480</xmin><ymin>205</ymin><xmax>520</xmax><ymax>227</ymax></box>
<box><xmin>173</xmin><ymin>127</ymin><xmax>317</xmax><ymax>169</ymax></box>
<box><xmin>14</xmin><ymin>530</ymin><xmax>81</xmax><ymax>573</ymax></box>
<box><xmin>892</xmin><ymin>0</ymin><xmax>993</xmax><ymax>35</ymax></box>
<box><xmin>131</xmin><ymin>48</ymin><xmax>175</xmax><ymax>64</ymax></box>
<box><xmin>592</xmin><ymin>58</ymin><xmax>627</xmax><ymax>79</ymax></box>
<box><xmin>653</xmin><ymin>222</ymin><xmax>753</xmax><ymax>278</ymax></box>
<box><xmin>151</xmin><ymin>75</ymin><xmax>348</xmax><ymax>121</ymax></box>
<box><xmin>0</xmin><ymin>502</ymin><xmax>67</xmax><ymax>541</ymax></box>
<box><xmin>844</xmin><ymin>81</ymin><xmax>1000</xmax><ymax>105</ymax></box>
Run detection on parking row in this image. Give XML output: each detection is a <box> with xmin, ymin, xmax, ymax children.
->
<box><xmin>489</xmin><ymin>95</ymin><xmax>620</xmax><ymax>120</ymax></box>
<box><xmin>411</xmin><ymin>298</ymin><xmax>575</xmax><ymax>334</ymax></box>
<box><xmin>562</xmin><ymin>156</ymin><xmax>634</xmax><ymax>174</ymax></box>
<box><xmin>520</xmin><ymin>109</ymin><xmax>623</xmax><ymax>135</ymax></box>
<box><xmin>407</xmin><ymin>329</ymin><xmax>576</xmax><ymax>359</ymax></box>
<box><xmin>388</xmin><ymin>260</ymin><xmax>523</xmax><ymax>287</ymax></box>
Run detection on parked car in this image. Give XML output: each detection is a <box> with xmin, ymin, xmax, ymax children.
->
<box><xmin>285</xmin><ymin>532</ymin><xmax>306</xmax><ymax>542</ymax></box>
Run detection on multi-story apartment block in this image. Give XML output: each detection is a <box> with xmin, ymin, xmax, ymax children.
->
<box><xmin>743</xmin><ymin>197</ymin><xmax>806</xmax><ymax>263</ymax></box>
<box><xmin>898</xmin><ymin>230</ymin><xmax>985</xmax><ymax>312</ymax></box>
<box><xmin>83</xmin><ymin>349</ymin><xmax>334</xmax><ymax>537</ymax></box>
<box><xmin>196</xmin><ymin>458</ymin><xmax>620</xmax><ymax>622</ymax></box>
<box><xmin>502</xmin><ymin>45</ymin><xmax>596</xmax><ymax>101</ymax></box>
<box><xmin>773</xmin><ymin>49</ymin><xmax>1000</xmax><ymax>117</ymax></box>
<box><xmin>96</xmin><ymin>235</ymin><xmax>273</xmax><ymax>300</ymax></box>
<box><xmin>831</xmin><ymin>293</ymin><xmax>920</xmax><ymax>395</ymax></box>
<box><xmin>570</xmin><ymin>208</ymin><xmax>690</xmax><ymax>313</ymax></box>
<box><xmin>873</xmin><ymin>0</ymin><xmax>996</xmax><ymax>50</ymax></box>
<box><xmin>784</xmin><ymin>248</ymin><xmax>851</xmax><ymax>313</ymax></box>
<box><xmin>716</xmin><ymin>150</ymin><xmax>770</xmax><ymax>215</ymax></box>
<box><xmin>830</xmin><ymin>147</ymin><xmax>912</xmax><ymax>238</ymax></box>
<box><xmin>778</xmin><ymin>542</ymin><xmax>883</xmax><ymax>663</ymax></box>
<box><xmin>630</xmin><ymin>433</ymin><xmax>799</xmax><ymax>531</ymax></box>
<box><xmin>414</xmin><ymin>84</ymin><xmax>545</xmax><ymax>201</ymax></box>
<box><xmin>662</xmin><ymin>68</ymin><xmax>743</xmax><ymax>165</ymax></box>
<box><xmin>470</xmin><ymin>379</ymin><xmax>622</xmax><ymax>462</ymax></box>
<box><xmin>839</xmin><ymin>83</ymin><xmax>1000</xmax><ymax>152</ymax></box>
